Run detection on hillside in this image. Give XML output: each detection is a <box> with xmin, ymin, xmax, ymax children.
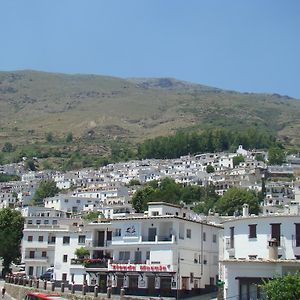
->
<box><xmin>0</xmin><ymin>70</ymin><xmax>300</xmax><ymax>149</ymax></box>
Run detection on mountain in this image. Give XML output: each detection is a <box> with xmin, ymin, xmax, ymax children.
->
<box><xmin>0</xmin><ymin>70</ymin><xmax>300</xmax><ymax>148</ymax></box>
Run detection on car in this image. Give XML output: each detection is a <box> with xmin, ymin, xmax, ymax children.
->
<box><xmin>25</xmin><ymin>293</ymin><xmax>68</xmax><ymax>300</ymax></box>
<box><xmin>39</xmin><ymin>269</ymin><xmax>53</xmax><ymax>281</ymax></box>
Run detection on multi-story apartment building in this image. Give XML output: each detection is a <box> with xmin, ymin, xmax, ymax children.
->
<box><xmin>221</xmin><ymin>204</ymin><xmax>300</xmax><ymax>300</ymax></box>
<box><xmin>21</xmin><ymin>202</ymin><xmax>221</xmax><ymax>298</ymax></box>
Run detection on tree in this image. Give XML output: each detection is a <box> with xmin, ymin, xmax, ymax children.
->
<box><xmin>46</xmin><ymin>132</ymin><xmax>54</xmax><ymax>143</ymax></box>
<box><xmin>0</xmin><ymin>208</ymin><xmax>24</xmax><ymax>275</ymax></box>
<box><xmin>33</xmin><ymin>180</ymin><xmax>59</xmax><ymax>205</ymax></box>
<box><xmin>2</xmin><ymin>142</ymin><xmax>14</xmax><ymax>153</ymax></box>
<box><xmin>268</xmin><ymin>147</ymin><xmax>285</xmax><ymax>165</ymax></box>
<box><xmin>74</xmin><ymin>247</ymin><xmax>90</xmax><ymax>259</ymax></box>
<box><xmin>82</xmin><ymin>211</ymin><xmax>102</xmax><ymax>221</ymax></box>
<box><xmin>261</xmin><ymin>273</ymin><xmax>300</xmax><ymax>300</ymax></box>
<box><xmin>66</xmin><ymin>132</ymin><xmax>73</xmax><ymax>143</ymax></box>
<box><xmin>206</xmin><ymin>165</ymin><xmax>215</xmax><ymax>173</ymax></box>
<box><xmin>233</xmin><ymin>155</ymin><xmax>245</xmax><ymax>167</ymax></box>
<box><xmin>127</xmin><ymin>179</ymin><xmax>141</xmax><ymax>186</ymax></box>
<box><xmin>25</xmin><ymin>159</ymin><xmax>37</xmax><ymax>171</ymax></box>
<box><xmin>132</xmin><ymin>185</ymin><xmax>155</xmax><ymax>213</ymax></box>
<box><xmin>215</xmin><ymin>187</ymin><xmax>260</xmax><ymax>215</ymax></box>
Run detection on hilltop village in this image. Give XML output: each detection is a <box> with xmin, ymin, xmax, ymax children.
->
<box><xmin>1</xmin><ymin>145</ymin><xmax>300</xmax><ymax>299</ymax></box>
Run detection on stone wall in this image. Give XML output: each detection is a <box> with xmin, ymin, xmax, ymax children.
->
<box><xmin>4</xmin><ymin>283</ymin><xmax>146</xmax><ymax>300</ymax></box>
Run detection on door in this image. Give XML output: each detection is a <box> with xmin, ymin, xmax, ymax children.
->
<box><xmin>148</xmin><ymin>228</ymin><xmax>157</xmax><ymax>242</ymax></box>
<box><xmin>98</xmin><ymin>231</ymin><xmax>105</xmax><ymax>246</ymax></box>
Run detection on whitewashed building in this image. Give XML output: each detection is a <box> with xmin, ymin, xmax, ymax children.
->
<box><xmin>221</xmin><ymin>205</ymin><xmax>300</xmax><ymax>300</ymax></box>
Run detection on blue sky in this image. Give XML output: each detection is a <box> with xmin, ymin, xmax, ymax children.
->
<box><xmin>0</xmin><ymin>0</ymin><xmax>299</xmax><ymax>98</ymax></box>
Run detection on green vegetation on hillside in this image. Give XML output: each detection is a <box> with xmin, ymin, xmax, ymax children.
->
<box><xmin>0</xmin><ymin>70</ymin><xmax>300</xmax><ymax>154</ymax></box>
<box><xmin>132</xmin><ymin>178</ymin><xmax>220</xmax><ymax>213</ymax></box>
<box><xmin>131</xmin><ymin>179</ymin><xmax>260</xmax><ymax>216</ymax></box>
<box><xmin>137</xmin><ymin>128</ymin><xmax>277</xmax><ymax>159</ymax></box>
<box><xmin>0</xmin><ymin>174</ymin><xmax>20</xmax><ymax>182</ymax></box>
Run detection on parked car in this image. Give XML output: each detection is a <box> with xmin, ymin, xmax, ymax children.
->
<box><xmin>39</xmin><ymin>269</ymin><xmax>53</xmax><ymax>281</ymax></box>
<box><xmin>25</xmin><ymin>293</ymin><xmax>68</xmax><ymax>300</ymax></box>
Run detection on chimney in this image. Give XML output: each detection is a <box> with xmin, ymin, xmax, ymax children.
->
<box><xmin>242</xmin><ymin>204</ymin><xmax>249</xmax><ymax>217</ymax></box>
<box><xmin>268</xmin><ymin>238</ymin><xmax>278</xmax><ymax>260</ymax></box>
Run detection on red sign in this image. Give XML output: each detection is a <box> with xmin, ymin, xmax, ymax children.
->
<box><xmin>109</xmin><ymin>264</ymin><xmax>169</xmax><ymax>272</ymax></box>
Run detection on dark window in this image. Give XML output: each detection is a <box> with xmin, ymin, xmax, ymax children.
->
<box><xmin>249</xmin><ymin>224</ymin><xmax>257</xmax><ymax>238</ymax></box>
<box><xmin>38</xmin><ymin>236</ymin><xmax>44</xmax><ymax>242</ymax></box>
<box><xmin>213</xmin><ymin>234</ymin><xmax>217</xmax><ymax>243</ymax></box>
<box><xmin>295</xmin><ymin>224</ymin><xmax>300</xmax><ymax>247</ymax></box>
<box><xmin>271</xmin><ymin>223</ymin><xmax>281</xmax><ymax>245</ymax></box>
<box><xmin>63</xmin><ymin>236</ymin><xmax>70</xmax><ymax>244</ymax></box>
<box><xmin>78</xmin><ymin>235</ymin><xmax>86</xmax><ymax>244</ymax></box>
<box><xmin>230</xmin><ymin>227</ymin><xmax>234</xmax><ymax>248</ymax></box>
<box><xmin>62</xmin><ymin>273</ymin><xmax>67</xmax><ymax>281</ymax></box>
<box><xmin>203</xmin><ymin>232</ymin><xmax>206</xmax><ymax>241</ymax></box>
<box><xmin>187</xmin><ymin>229</ymin><xmax>191</xmax><ymax>238</ymax></box>
<box><xmin>63</xmin><ymin>254</ymin><xmax>68</xmax><ymax>262</ymax></box>
<box><xmin>28</xmin><ymin>236</ymin><xmax>33</xmax><ymax>242</ymax></box>
<box><xmin>42</xmin><ymin>251</ymin><xmax>47</xmax><ymax>257</ymax></box>
<box><xmin>29</xmin><ymin>251</ymin><xmax>35</xmax><ymax>258</ymax></box>
<box><xmin>28</xmin><ymin>266</ymin><xmax>34</xmax><ymax>276</ymax></box>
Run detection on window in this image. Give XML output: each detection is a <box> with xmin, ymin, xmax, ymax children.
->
<box><xmin>63</xmin><ymin>236</ymin><xmax>70</xmax><ymax>244</ymax></box>
<box><xmin>78</xmin><ymin>235</ymin><xmax>86</xmax><ymax>244</ymax></box>
<box><xmin>119</xmin><ymin>251</ymin><xmax>130</xmax><ymax>261</ymax></box>
<box><xmin>27</xmin><ymin>220</ymin><xmax>33</xmax><ymax>225</ymax></box>
<box><xmin>271</xmin><ymin>223</ymin><xmax>281</xmax><ymax>245</ymax></box>
<box><xmin>230</xmin><ymin>226</ymin><xmax>234</xmax><ymax>248</ymax></box>
<box><xmin>36</xmin><ymin>220</ymin><xmax>41</xmax><ymax>225</ymax></box>
<box><xmin>76</xmin><ymin>199</ymin><xmax>81</xmax><ymax>203</ymax></box>
<box><xmin>203</xmin><ymin>232</ymin><xmax>206</xmax><ymax>241</ymax></box>
<box><xmin>186</xmin><ymin>229</ymin><xmax>191</xmax><ymax>238</ymax></box>
<box><xmin>295</xmin><ymin>224</ymin><xmax>300</xmax><ymax>247</ymax></box>
<box><xmin>50</xmin><ymin>236</ymin><xmax>56</xmax><ymax>244</ymax></box>
<box><xmin>38</xmin><ymin>236</ymin><xmax>44</xmax><ymax>242</ymax></box>
<box><xmin>152</xmin><ymin>211</ymin><xmax>159</xmax><ymax>216</ymax></box>
<box><xmin>44</xmin><ymin>220</ymin><xmax>49</xmax><ymax>225</ymax></box>
<box><xmin>42</xmin><ymin>251</ymin><xmax>47</xmax><ymax>258</ymax></box>
<box><xmin>62</xmin><ymin>273</ymin><xmax>67</xmax><ymax>281</ymax></box>
<box><xmin>28</xmin><ymin>236</ymin><xmax>33</xmax><ymax>242</ymax></box>
<box><xmin>134</xmin><ymin>251</ymin><xmax>142</xmax><ymax>262</ymax></box>
<box><xmin>63</xmin><ymin>255</ymin><xmax>68</xmax><ymax>262</ymax></box>
<box><xmin>249</xmin><ymin>224</ymin><xmax>257</xmax><ymax>239</ymax></box>
<box><xmin>52</xmin><ymin>220</ymin><xmax>58</xmax><ymax>225</ymax></box>
<box><xmin>213</xmin><ymin>234</ymin><xmax>217</xmax><ymax>243</ymax></box>
<box><xmin>29</xmin><ymin>251</ymin><xmax>35</xmax><ymax>258</ymax></box>
<box><xmin>146</xmin><ymin>251</ymin><xmax>150</xmax><ymax>260</ymax></box>
<box><xmin>64</xmin><ymin>199</ymin><xmax>68</xmax><ymax>203</ymax></box>
<box><xmin>115</xmin><ymin>229</ymin><xmax>121</xmax><ymax>237</ymax></box>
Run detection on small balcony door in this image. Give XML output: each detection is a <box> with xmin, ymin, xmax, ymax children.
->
<box><xmin>148</xmin><ymin>228</ymin><xmax>157</xmax><ymax>242</ymax></box>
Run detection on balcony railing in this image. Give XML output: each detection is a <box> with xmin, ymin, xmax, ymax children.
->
<box><xmin>70</xmin><ymin>258</ymin><xmax>110</xmax><ymax>268</ymax></box>
<box><xmin>86</xmin><ymin>240</ymin><xmax>112</xmax><ymax>247</ymax></box>
<box><xmin>24</xmin><ymin>256</ymin><xmax>48</xmax><ymax>261</ymax></box>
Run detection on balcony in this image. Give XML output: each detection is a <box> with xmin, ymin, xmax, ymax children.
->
<box><xmin>24</xmin><ymin>256</ymin><xmax>48</xmax><ymax>263</ymax></box>
<box><xmin>112</xmin><ymin>235</ymin><xmax>176</xmax><ymax>245</ymax></box>
<box><xmin>84</xmin><ymin>258</ymin><xmax>109</xmax><ymax>268</ymax></box>
<box><xmin>85</xmin><ymin>240</ymin><xmax>112</xmax><ymax>248</ymax></box>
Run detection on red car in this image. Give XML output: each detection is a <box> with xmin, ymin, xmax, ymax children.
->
<box><xmin>25</xmin><ymin>293</ymin><xmax>68</xmax><ymax>300</ymax></box>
